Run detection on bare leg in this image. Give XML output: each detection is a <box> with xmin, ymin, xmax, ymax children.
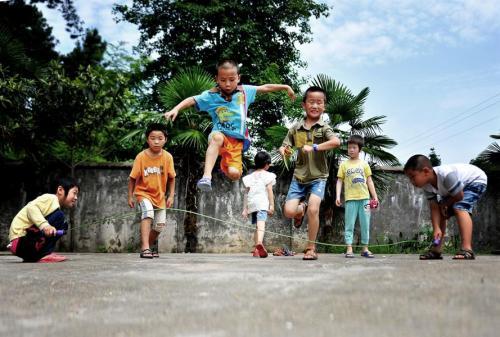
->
<box><xmin>283</xmin><ymin>199</ymin><xmax>303</xmax><ymax>219</ymax></box>
<box><xmin>454</xmin><ymin>209</ymin><xmax>473</xmax><ymax>251</ymax></box>
<box><xmin>305</xmin><ymin>194</ymin><xmax>322</xmax><ymax>251</ymax></box>
<box><xmin>255</xmin><ymin>220</ymin><xmax>265</xmax><ymax>245</ymax></box>
<box><xmin>140</xmin><ymin>218</ymin><xmax>153</xmax><ymax>250</ymax></box>
<box><xmin>203</xmin><ymin>133</ymin><xmax>224</xmax><ymax>179</ymax></box>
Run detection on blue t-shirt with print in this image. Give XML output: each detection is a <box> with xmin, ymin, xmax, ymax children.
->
<box><xmin>194</xmin><ymin>85</ymin><xmax>257</xmax><ymax>140</ymax></box>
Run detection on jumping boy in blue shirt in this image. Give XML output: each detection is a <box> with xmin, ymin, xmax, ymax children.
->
<box><xmin>164</xmin><ymin>59</ymin><xmax>295</xmax><ymax>192</ymax></box>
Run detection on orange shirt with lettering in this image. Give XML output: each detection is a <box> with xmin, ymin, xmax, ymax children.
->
<box><xmin>130</xmin><ymin>149</ymin><xmax>176</xmax><ymax>208</ymax></box>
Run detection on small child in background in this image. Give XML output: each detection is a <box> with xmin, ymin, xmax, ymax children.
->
<box><xmin>8</xmin><ymin>177</ymin><xmax>79</xmax><ymax>263</ymax></box>
<box><xmin>242</xmin><ymin>151</ymin><xmax>276</xmax><ymax>258</ymax></box>
<box><xmin>128</xmin><ymin>123</ymin><xmax>176</xmax><ymax>259</ymax></box>
<box><xmin>404</xmin><ymin>154</ymin><xmax>487</xmax><ymax>260</ymax></box>
<box><xmin>336</xmin><ymin>135</ymin><xmax>378</xmax><ymax>258</ymax></box>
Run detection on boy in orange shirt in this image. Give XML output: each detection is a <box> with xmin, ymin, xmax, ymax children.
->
<box><xmin>128</xmin><ymin>123</ymin><xmax>176</xmax><ymax>258</ymax></box>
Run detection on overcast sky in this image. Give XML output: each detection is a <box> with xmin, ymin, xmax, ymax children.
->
<box><xmin>38</xmin><ymin>0</ymin><xmax>500</xmax><ymax>165</ymax></box>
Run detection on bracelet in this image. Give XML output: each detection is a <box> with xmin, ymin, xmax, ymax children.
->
<box><xmin>313</xmin><ymin>144</ymin><xmax>318</xmax><ymax>152</ymax></box>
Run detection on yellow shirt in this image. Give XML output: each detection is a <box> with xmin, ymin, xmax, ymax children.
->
<box><xmin>9</xmin><ymin>194</ymin><xmax>60</xmax><ymax>241</ymax></box>
<box><xmin>337</xmin><ymin>159</ymin><xmax>372</xmax><ymax>201</ymax></box>
<box><xmin>130</xmin><ymin>149</ymin><xmax>176</xmax><ymax>208</ymax></box>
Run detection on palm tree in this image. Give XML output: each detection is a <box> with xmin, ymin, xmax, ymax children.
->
<box><xmin>471</xmin><ymin>133</ymin><xmax>500</xmax><ymax>189</ymax></box>
<box><xmin>158</xmin><ymin>67</ymin><xmax>214</xmax><ymax>252</ymax></box>
<box><xmin>264</xmin><ymin>74</ymin><xmax>399</xmax><ymax>246</ymax></box>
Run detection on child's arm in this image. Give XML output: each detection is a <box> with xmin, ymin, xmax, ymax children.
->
<box><xmin>266</xmin><ymin>184</ymin><xmax>275</xmax><ymax>216</ymax></box>
<box><xmin>25</xmin><ymin>199</ymin><xmax>56</xmax><ymax>236</ymax></box>
<box><xmin>242</xmin><ymin>187</ymin><xmax>250</xmax><ymax>218</ymax></box>
<box><xmin>429</xmin><ymin>200</ymin><xmax>443</xmax><ymax>240</ymax></box>
<box><xmin>128</xmin><ymin>177</ymin><xmax>136</xmax><ymax>208</ymax></box>
<box><xmin>366</xmin><ymin>176</ymin><xmax>378</xmax><ymax>202</ymax></box>
<box><xmin>164</xmin><ymin>97</ymin><xmax>196</xmax><ymax>122</ymax></box>
<box><xmin>256</xmin><ymin>84</ymin><xmax>296</xmax><ymax>101</ymax></box>
<box><xmin>335</xmin><ymin>178</ymin><xmax>343</xmax><ymax>206</ymax></box>
<box><xmin>166</xmin><ymin>177</ymin><xmax>175</xmax><ymax>208</ymax></box>
<box><xmin>302</xmin><ymin>136</ymin><xmax>341</xmax><ymax>153</ymax></box>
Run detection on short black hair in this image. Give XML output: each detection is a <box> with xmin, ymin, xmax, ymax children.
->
<box><xmin>52</xmin><ymin>177</ymin><xmax>79</xmax><ymax>196</ymax></box>
<box><xmin>302</xmin><ymin>86</ymin><xmax>327</xmax><ymax>103</ymax></box>
<box><xmin>347</xmin><ymin>134</ymin><xmax>364</xmax><ymax>150</ymax></box>
<box><xmin>254</xmin><ymin>151</ymin><xmax>271</xmax><ymax>169</ymax></box>
<box><xmin>145</xmin><ymin>123</ymin><xmax>168</xmax><ymax>138</ymax></box>
<box><xmin>404</xmin><ymin>155</ymin><xmax>432</xmax><ymax>172</ymax></box>
<box><xmin>216</xmin><ymin>59</ymin><xmax>240</xmax><ymax>75</ymax></box>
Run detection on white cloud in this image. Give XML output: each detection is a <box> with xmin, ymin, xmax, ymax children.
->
<box><xmin>36</xmin><ymin>0</ymin><xmax>140</xmax><ymax>55</ymax></box>
<box><xmin>299</xmin><ymin>0</ymin><xmax>500</xmax><ymax>68</ymax></box>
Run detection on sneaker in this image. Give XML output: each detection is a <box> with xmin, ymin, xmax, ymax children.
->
<box><xmin>38</xmin><ymin>253</ymin><xmax>67</xmax><ymax>263</ymax></box>
<box><xmin>255</xmin><ymin>243</ymin><xmax>268</xmax><ymax>258</ymax></box>
<box><xmin>196</xmin><ymin>177</ymin><xmax>212</xmax><ymax>192</ymax></box>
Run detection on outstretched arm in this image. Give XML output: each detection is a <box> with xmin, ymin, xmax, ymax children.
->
<box><xmin>164</xmin><ymin>97</ymin><xmax>196</xmax><ymax>122</ymax></box>
<box><xmin>256</xmin><ymin>84</ymin><xmax>296</xmax><ymax>101</ymax></box>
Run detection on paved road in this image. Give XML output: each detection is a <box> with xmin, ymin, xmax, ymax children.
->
<box><xmin>1</xmin><ymin>252</ymin><xmax>499</xmax><ymax>337</ymax></box>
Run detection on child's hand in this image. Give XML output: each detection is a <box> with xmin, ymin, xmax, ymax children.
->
<box><xmin>287</xmin><ymin>86</ymin><xmax>296</xmax><ymax>101</ymax></box>
<box><xmin>267</xmin><ymin>206</ymin><xmax>274</xmax><ymax>216</ymax></box>
<box><xmin>164</xmin><ymin>108</ymin><xmax>179</xmax><ymax>122</ymax></box>
<box><xmin>335</xmin><ymin>198</ymin><xmax>342</xmax><ymax>207</ymax></box>
<box><xmin>279</xmin><ymin>146</ymin><xmax>293</xmax><ymax>158</ymax></box>
<box><xmin>128</xmin><ymin>197</ymin><xmax>135</xmax><ymax>209</ymax></box>
<box><xmin>302</xmin><ymin>145</ymin><xmax>314</xmax><ymax>153</ymax></box>
<box><xmin>433</xmin><ymin>228</ymin><xmax>442</xmax><ymax>242</ymax></box>
<box><xmin>242</xmin><ymin>209</ymin><xmax>248</xmax><ymax>219</ymax></box>
<box><xmin>166</xmin><ymin>195</ymin><xmax>174</xmax><ymax>208</ymax></box>
<box><xmin>42</xmin><ymin>225</ymin><xmax>57</xmax><ymax>237</ymax></box>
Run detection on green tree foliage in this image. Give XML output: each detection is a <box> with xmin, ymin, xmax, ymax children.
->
<box><xmin>0</xmin><ymin>0</ymin><xmax>59</xmax><ymax>76</ymax></box>
<box><xmin>62</xmin><ymin>29</ymin><xmax>107</xmax><ymax>77</ymax></box>
<box><xmin>114</xmin><ymin>0</ymin><xmax>329</xmax><ymax>83</ymax></box>
<box><xmin>428</xmin><ymin>147</ymin><xmax>441</xmax><ymax>166</ymax></box>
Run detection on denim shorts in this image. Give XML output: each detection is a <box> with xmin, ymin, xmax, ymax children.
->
<box><xmin>251</xmin><ymin>210</ymin><xmax>268</xmax><ymax>224</ymax></box>
<box><xmin>286</xmin><ymin>178</ymin><xmax>327</xmax><ymax>201</ymax></box>
<box><xmin>449</xmin><ymin>182</ymin><xmax>487</xmax><ymax>214</ymax></box>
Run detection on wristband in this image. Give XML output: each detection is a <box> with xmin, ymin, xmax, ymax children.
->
<box><xmin>312</xmin><ymin>144</ymin><xmax>318</xmax><ymax>152</ymax></box>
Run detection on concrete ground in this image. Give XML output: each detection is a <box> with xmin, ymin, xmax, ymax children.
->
<box><xmin>0</xmin><ymin>252</ymin><xmax>499</xmax><ymax>337</ymax></box>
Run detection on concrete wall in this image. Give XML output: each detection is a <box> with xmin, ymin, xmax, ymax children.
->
<box><xmin>1</xmin><ymin>163</ymin><xmax>498</xmax><ymax>253</ymax></box>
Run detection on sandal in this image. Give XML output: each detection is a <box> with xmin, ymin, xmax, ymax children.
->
<box><xmin>140</xmin><ymin>248</ymin><xmax>154</xmax><ymax>259</ymax></box>
<box><xmin>419</xmin><ymin>250</ymin><xmax>443</xmax><ymax>260</ymax></box>
<box><xmin>360</xmin><ymin>251</ymin><xmax>374</xmax><ymax>258</ymax></box>
<box><xmin>255</xmin><ymin>243</ymin><xmax>268</xmax><ymax>258</ymax></box>
<box><xmin>293</xmin><ymin>200</ymin><xmax>308</xmax><ymax>228</ymax></box>
<box><xmin>302</xmin><ymin>248</ymin><xmax>318</xmax><ymax>260</ymax></box>
<box><xmin>196</xmin><ymin>177</ymin><xmax>212</xmax><ymax>192</ymax></box>
<box><xmin>452</xmin><ymin>249</ymin><xmax>475</xmax><ymax>260</ymax></box>
<box><xmin>273</xmin><ymin>245</ymin><xmax>295</xmax><ymax>256</ymax></box>
<box><xmin>345</xmin><ymin>252</ymin><xmax>355</xmax><ymax>258</ymax></box>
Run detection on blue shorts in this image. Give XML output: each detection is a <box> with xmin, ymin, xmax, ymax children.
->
<box><xmin>451</xmin><ymin>182</ymin><xmax>486</xmax><ymax>214</ymax></box>
<box><xmin>286</xmin><ymin>178</ymin><xmax>327</xmax><ymax>201</ymax></box>
<box><xmin>251</xmin><ymin>210</ymin><xmax>268</xmax><ymax>224</ymax></box>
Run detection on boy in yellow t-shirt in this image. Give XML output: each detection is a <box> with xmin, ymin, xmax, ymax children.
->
<box><xmin>128</xmin><ymin>123</ymin><xmax>176</xmax><ymax>259</ymax></box>
<box><xmin>336</xmin><ymin>135</ymin><xmax>378</xmax><ymax>258</ymax></box>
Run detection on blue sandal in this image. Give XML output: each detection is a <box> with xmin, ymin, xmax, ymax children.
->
<box><xmin>361</xmin><ymin>251</ymin><xmax>374</xmax><ymax>258</ymax></box>
<box><xmin>196</xmin><ymin>177</ymin><xmax>212</xmax><ymax>192</ymax></box>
